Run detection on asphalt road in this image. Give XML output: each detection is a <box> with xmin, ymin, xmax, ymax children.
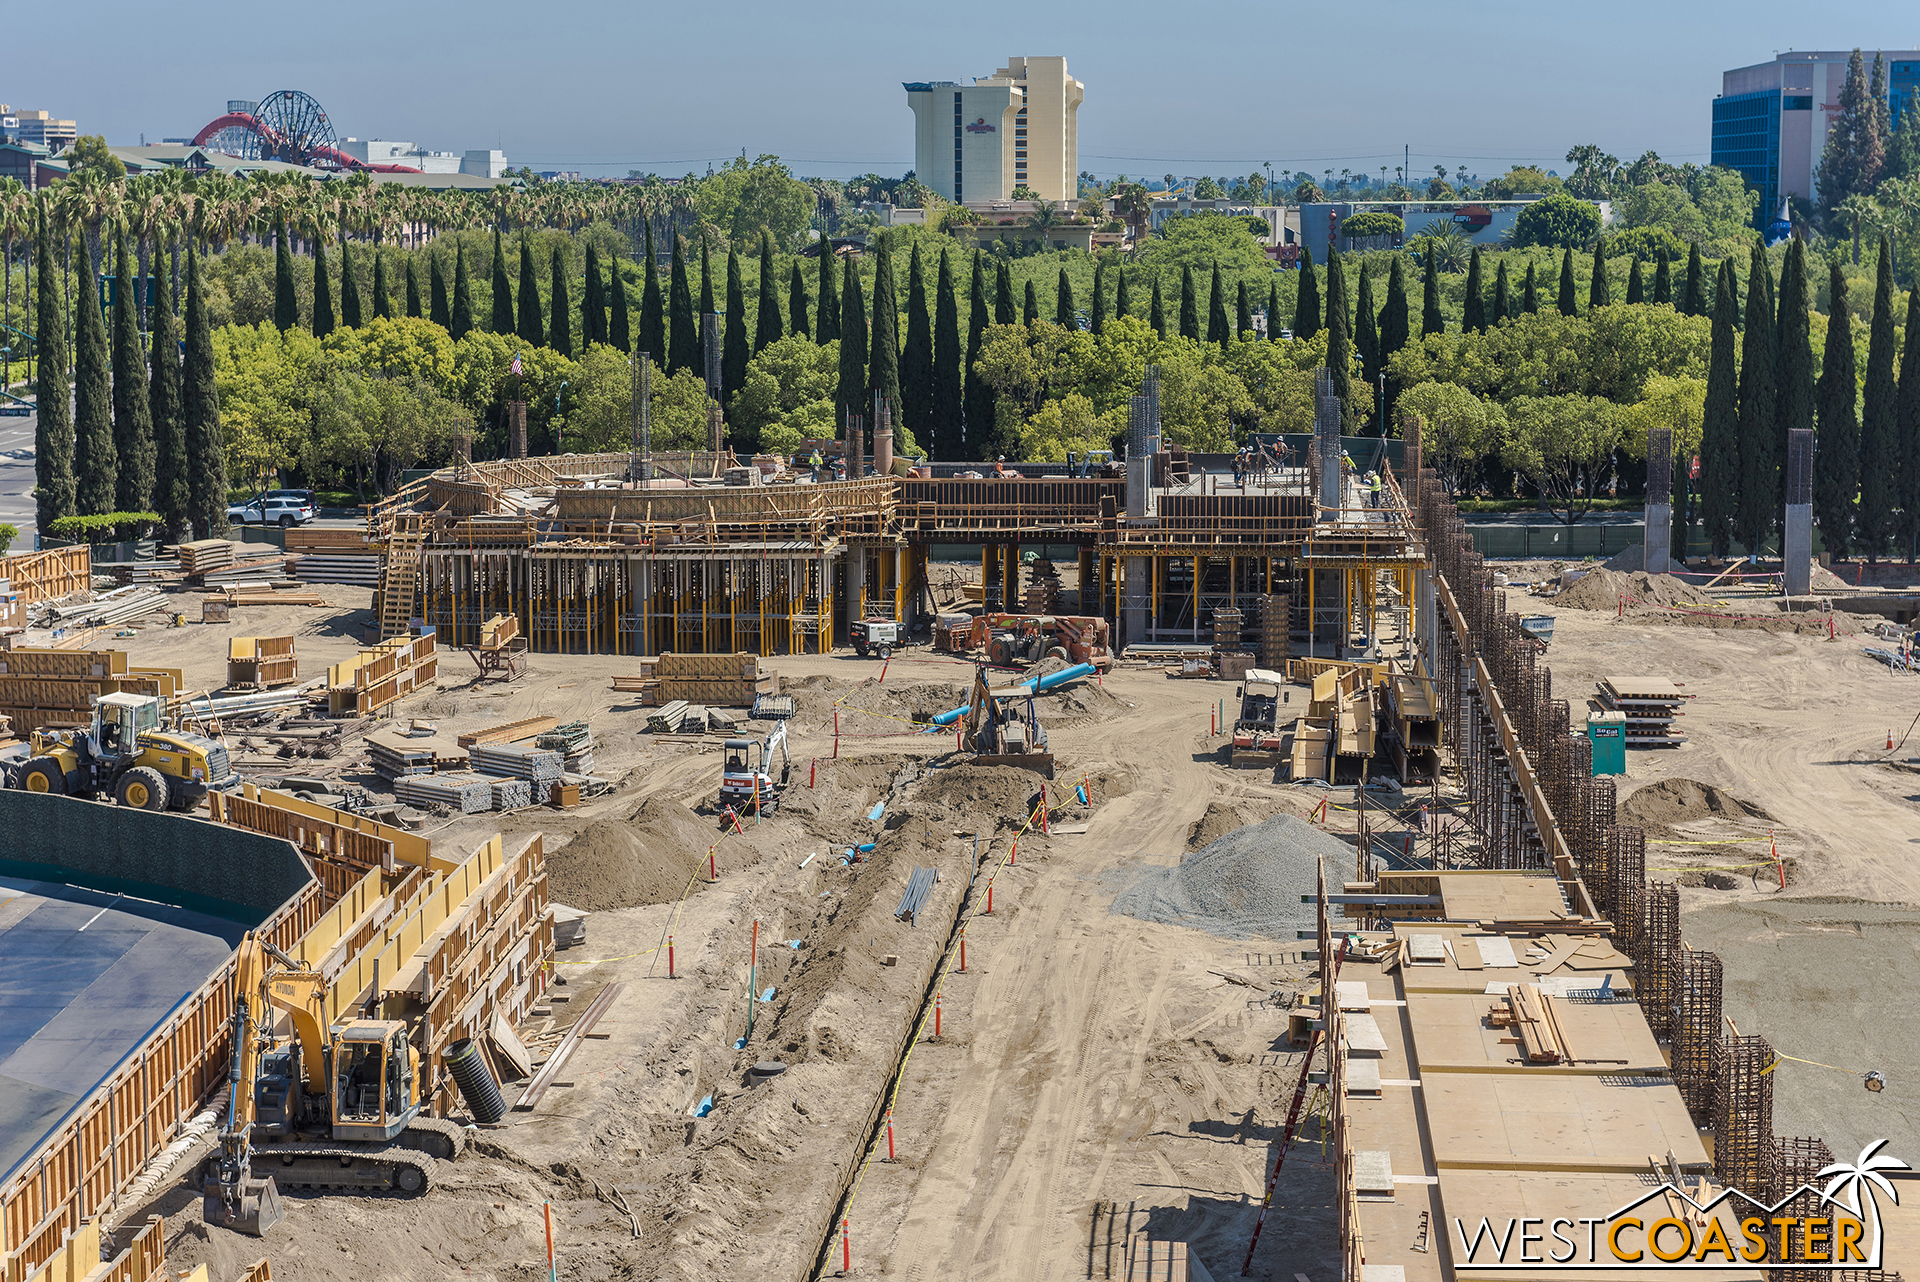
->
<box><xmin>0</xmin><ymin>410</ymin><xmax>36</xmax><ymax>549</ymax></box>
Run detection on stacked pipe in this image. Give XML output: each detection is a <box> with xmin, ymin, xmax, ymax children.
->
<box><xmin>487</xmin><ymin>777</ymin><xmax>532</xmax><ymax>810</ymax></box>
<box><xmin>470</xmin><ymin>743</ymin><xmax>564</xmax><ymax>782</ymax></box>
<box><xmin>394</xmin><ymin>772</ymin><xmax>494</xmax><ymax>813</ymax></box>
<box><xmin>535</xmin><ymin>721</ymin><xmax>594</xmax><ymax>774</ymax></box>
<box><xmin>182</xmin><ymin>684</ymin><xmax>319</xmax><ymax>719</ymax></box>
<box><xmin>46</xmin><ymin>588</ymin><xmax>168</xmax><ymax>626</ymax></box>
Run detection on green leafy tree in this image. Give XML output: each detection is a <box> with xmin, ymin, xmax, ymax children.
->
<box><xmin>111</xmin><ymin>235</ymin><xmax>154</xmax><ymax>513</ymax></box>
<box><xmin>1325</xmin><ymin>250</ymin><xmax>1353</xmax><ymax>410</ymax></box>
<box><xmin>372</xmin><ymin>252</ymin><xmax>392</xmax><ymax>320</ymax></box>
<box><xmin>722</xmin><ymin>248</ymin><xmax>751</xmax><ymax>436</ymax></box>
<box><xmin>1150</xmin><ymin>276</ymin><xmax>1167</xmax><ymax>339</ymax></box>
<box><xmin>694</xmin><ymin>154</ymin><xmax>815</xmax><ymax>249</ymax></box>
<box><xmin>581</xmin><ymin>242</ymin><xmax>605</xmax><ymax>347</ymax></box>
<box><xmin>1421</xmin><ymin>248</ymin><xmax>1444</xmax><ymax>335</ymax></box>
<box><xmin>1814</xmin><ymin>260</ymin><xmax>1859</xmax><ymax>556</ymax></box>
<box><xmin>516</xmin><ymin>237</ymin><xmax>543</xmax><ymax>348</ymax></box>
<box><xmin>1653</xmin><ymin>252</ymin><xmax>1672</xmax><ymax>306</ymax></box>
<box><xmin>405</xmin><ymin>258</ymin><xmax>422</xmax><ymax>319</ymax></box>
<box><xmin>755</xmin><ymin>233</ymin><xmax>782</xmax><ymax>353</ymax></box>
<box><xmin>1396</xmin><ymin>381</ymin><xmax>1506</xmax><ymax>494</ymax></box>
<box><xmin>965</xmin><ymin>250</ymin><xmax>994</xmax><ymax>458</ymax></box>
<box><xmin>1521</xmin><ymin>261</ymin><xmax>1539</xmax><ymax>314</ymax></box>
<box><xmin>431</xmin><ymin>250</ymin><xmax>452</xmax><ymax>330</ymax></box>
<box><xmin>1589</xmin><ymin>238</ymin><xmax>1611</xmax><ymax>309</ymax></box>
<box><xmin>901</xmin><ymin>242</ymin><xmax>933</xmax><ymax>451</ymax></box>
<box><xmin>1295</xmin><ymin>247</ymin><xmax>1321</xmax><ymax>339</ymax></box>
<box><xmin>1115</xmin><ymin>266</ymin><xmax>1132</xmax><ymax>319</ymax></box>
<box><xmin>668</xmin><ymin>234</ymin><xmax>696</xmax><ymax>373</ymax></box>
<box><xmin>1501</xmin><ymin>393</ymin><xmax>1628</xmax><ymax>524</ymax></box>
<box><xmin>1775</xmin><ymin>238</ymin><xmax>1813</xmax><ymax>511</ymax></box>
<box><xmin>727</xmin><ymin>335</ymin><xmax>838</xmax><ymax>457</ymax></box>
<box><xmin>273</xmin><ymin>221</ymin><xmax>298</xmax><ymax>332</ymax></box>
<box><xmin>1814</xmin><ymin>50</ymin><xmax>1885</xmax><ymax>224</ymax></box>
<box><xmin>1023</xmin><ymin>279</ymin><xmax>1039</xmax><ymax>327</ymax></box>
<box><xmin>72</xmin><ymin>230</ymin><xmax>115</xmax><ymax>515</ymax></box>
<box><xmin>869</xmin><ymin>237</ymin><xmax>902</xmax><ymax>430</ymax></box>
<box><xmin>788</xmin><ymin>261</ymin><xmax>810</xmax><ymax>340</ymax></box>
<box><xmin>1134</xmin><ymin>210</ymin><xmax>1270</xmax><ymax>276</ymax></box>
<box><xmin>1858</xmin><ymin>237</ymin><xmax>1899</xmax><ymax>556</ymax></box>
<box><xmin>549</xmin><ymin>245</ymin><xmax>573</xmax><ymax>358</ymax></box>
<box><xmin>1682</xmin><ymin>243</ymin><xmax>1705</xmax><ymax>316</ymax></box>
<box><xmin>1736</xmin><ymin>241</ymin><xmax>1777</xmax><ymax>553</ymax></box>
<box><xmin>182</xmin><ymin>246</ymin><xmax>227</xmax><ymax>538</ymax></box>
<box><xmin>340</xmin><ymin>241</ymin><xmax>363</xmax><ymax>329</ymax></box>
<box><xmin>836</xmin><ymin>256</ymin><xmax>868</xmax><ymax>441</ymax></box>
<box><xmin>1888</xmin><ymin>85</ymin><xmax>1920</xmax><ymax>182</ymax></box>
<box><xmin>1355</xmin><ymin>265</ymin><xmax>1380</xmax><ymax>393</ymax></box>
<box><xmin>1699</xmin><ymin>259</ymin><xmax>1740</xmax><ymax>555</ymax></box>
<box><xmin>640</xmin><ymin>221</ymin><xmax>665</xmax><ymax>359</ymax></box>
<box><xmin>1625</xmin><ymin>257</ymin><xmax>1645</xmax><ymax>305</ymax></box>
<box><xmin>489</xmin><ymin>229</ymin><xmax>513</xmax><ymax>334</ymax></box>
<box><xmin>1511</xmin><ymin>192</ymin><xmax>1603</xmax><ymax>249</ymax></box>
<box><xmin>1897</xmin><ymin>284</ymin><xmax>1920</xmax><ymax>554</ymax></box>
<box><xmin>312</xmin><ymin>239</ymin><xmax>336</xmax><ymax>338</ymax></box>
<box><xmin>817</xmin><ymin>241</ymin><xmax>841</xmax><ymax>342</ymax></box>
<box><xmin>1491</xmin><ymin>259</ymin><xmax>1511</xmax><ymax>324</ymax></box>
<box><xmin>1089</xmin><ymin>260</ymin><xmax>1107</xmax><ymax>336</ymax></box>
<box><xmin>147</xmin><ymin>248</ymin><xmax>186</xmax><ymax>538</ymax></box>
<box><xmin>931</xmin><ymin>248</ymin><xmax>963</xmax><ymax>458</ymax></box>
<box><xmin>609</xmin><ymin>254</ymin><xmax>631</xmax><ymax>352</ymax></box>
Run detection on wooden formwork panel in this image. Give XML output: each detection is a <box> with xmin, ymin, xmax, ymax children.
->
<box><xmin>897</xmin><ymin>477</ymin><xmax>1120</xmax><ymax>532</ymax></box>
<box><xmin>0</xmin><ymin>548</ymin><xmax>91</xmax><ymax>605</ymax></box>
<box><xmin>0</xmin><ymin>649</ymin><xmax>128</xmax><ymax>679</ymax></box>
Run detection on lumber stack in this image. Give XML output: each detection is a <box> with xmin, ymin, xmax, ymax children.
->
<box><xmin>1595</xmin><ymin>676</ymin><xmax>1688</xmax><ymax>746</ymax></box>
<box><xmin>287</xmin><ymin>528</ymin><xmax>382</xmax><ymax>586</ymax></box>
<box><xmin>457</xmin><ymin>715</ymin><xmax>557</xmax><ymax>748</ymax></box>
<box><xmin>221</xmin><ymin>587</ymin><xmax>331</xmax><ymax>607</ymax></box>
<box><xmin>617</xmin><ymin>652</ymin><xmax>778</xmax><ymax>707</ymax></box>
<box><xmin>0</xmin><ymin>648</ymin><xmax>184</xmax><ymax>735</ymax></box>
<box><xmin>646</xmin><ymin>700</ymin><xmax>692</xmax><ymax>733</ymax></box>
<box><xmin>176</xmin><ymin>539</ymin><xmax>234</xmax><ymax>579</ymax></box>
<box><xmin>326</xmin><ymin>633</ymin><xmax>438</xmax><ymax>716</ymax></box>
<box><xmin>393</xmin><ymin>772</ymin><xmax>494</xmax><ymax>813</ymax></box>
<box><xmin>226</xmin><ymin>635</ymin><xmax>298</xmax><ymax>690</ymax></box>
<box><xmin>534</xmin><ymin>721</ymin><xmax>594</xmax><ymax>774</ymax></box>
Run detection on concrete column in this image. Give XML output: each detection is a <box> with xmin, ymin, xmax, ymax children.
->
<box><xmin>849</xmin><ymin>544</ymin><xmax>868</xmax><ymax>623</ymax></box>
<box><xmin>894</xmin><ymin>545</ymin><xmax>907</xmax><ymax>624</ymax></box>
<box><xmin>1122</xmin><ymin>556</ymin><xmax>1149</xmax><ymax>651</ymax></box>
<box><xmin>1783</xmin><ymin>505</ymin><xmax>1812</xmax><ymax>596</ymax></box>
<box><xmin>1643</xmin><ymin>505</ymin><xmax>1672</xmax><ymax>574</ymax></box>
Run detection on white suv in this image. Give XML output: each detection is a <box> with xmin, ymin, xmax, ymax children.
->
<box><xmin>226</xmin><ymin>496</ymin><xmax>315</xmax><ymax>527</ymax></box>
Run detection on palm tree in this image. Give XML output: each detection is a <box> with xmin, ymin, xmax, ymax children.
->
<box><xmin>1416</xmin><ymin>223</ymin><xmax>1473</xmax><ymax>273</ymax></box>
<box><xmin>1024</xmin><ymin>199</ymin><xmax>1061</xmax><ymax>249</ymax></box>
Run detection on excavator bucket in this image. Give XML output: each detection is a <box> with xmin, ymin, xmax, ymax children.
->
<box><xmin>204</xmin><ymin>1174</ymin><xmax>286</xmax><ymax>1237</ymax></box>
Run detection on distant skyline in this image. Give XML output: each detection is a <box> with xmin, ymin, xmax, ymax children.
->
<box><xmin>8</xmin><ymin>0</ymin><xmax>1920</xmax><ymax>184</ymax></box>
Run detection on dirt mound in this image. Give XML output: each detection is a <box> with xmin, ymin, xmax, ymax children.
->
<box><xmin>1602</xmin><ymin>544</ymin><xmax>1645</xmax><ymax>572</ymax></box>
<box><xmin>1186</xmin><ymin>798</ymin><xmax>1300</xmax><ymax>851</ymax></box>
<box><xmin>1809</xmin><ymin>561</ymin><xmax>1852</xmax><ymax>591</ymax></box>
<box><xmin>1556</xmin><ymin>568</ymin><xmax>1717</xmax><ymax>611</ymax></box>
<box><xmin>545</xmin><ymin>792</ymin><xmax>718</xmax><ymax>911</ymax></box>
<box><xmin>913</xmin><ymin>762</ymin><xmax>1048</xmax><ymax>830</ymax></box>
<box><xmin>1024</xmin><ymin>654</ymin><xmax>1075</xmax><ymax>679</ymax></box>
<box><xmin>1622</xmin><ymin>778</ymin><xmax>1773</xmax><ymax>831</ymax></box>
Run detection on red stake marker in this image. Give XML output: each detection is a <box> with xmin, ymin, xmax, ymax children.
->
<box><xmin>985</xmin><ymin>882</ymin><xmax>993</xmax><ymax>914</ymax></box>
<box><xmin>709</xmin><ymin>848</ymin><xmax>718</xmax><ymax>882</ymax></box>
<box><xmin>810</xmin><ymin>758</ymin><xmax>817</xmax><ymax>788</ymax></box>
<box><xmin>885</xmin><ymin>1110</ymin><xmax>895</xmax><ymax>1162</ymax></box>
<box><xmin>933</xmin><ymin>991</ymin><xmax>942</xmax><ymax>1038</ymax></box>
<box><xmin>842</xmin><ymin>1219</ymin><xmax>851</xmax><ymax>1275</ymax></box>
<box><xmin>958</xmin><ymin>929</ymin><xmax>967</xmax><ymax>973</ymax></box>
<box><xmin>668</xmin><ymin>935</ymin><xmax>676</xmax><ymax>979</ymax></box>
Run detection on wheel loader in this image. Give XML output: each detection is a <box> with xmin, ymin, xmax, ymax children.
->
<box><xmin>202</xmin><ymin>934</ymin><xmax>468</xmax><ymax>1236</ymax></box>
<box><xmin>9</xmin><ymin>691</ymin><xmax>238</xmax><ymax>811</ymax></box>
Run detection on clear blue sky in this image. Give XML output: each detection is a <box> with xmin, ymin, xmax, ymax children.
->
<box><xmin>9</xmin><ymin>0</ymin><xmax>1920</xmax><ymax>182</ymax></box>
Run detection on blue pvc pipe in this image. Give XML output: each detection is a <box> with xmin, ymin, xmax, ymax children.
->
<box><xmin>931</xmin><ymin>704</ymin><xmax>971</xmax><ymax>727</ymax></box>
<box><xmin>1006</xmin><ymin>662</ymin><xmax>1096</xmax><ymax>696</ymax></box>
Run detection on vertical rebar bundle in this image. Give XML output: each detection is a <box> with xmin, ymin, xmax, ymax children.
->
<box><xmin>1638</xmin><ymin>882</ymin><xmax>1680</xmax><ymax>1038</ymax></box>
<box><xmin>1713</xmin><ymin>1034</ymin><xmax>1776</xmax><ymax>1198</ymax></box>
<box><xmin>1604</xmin><ymin>825</ymin><xmax>1644</xmax><ymax>924</ymax></box>
<box><xmin>1671</xmin><ymin>948</ymin><xmax>1724</xmax><ymax>1126</ymax></box>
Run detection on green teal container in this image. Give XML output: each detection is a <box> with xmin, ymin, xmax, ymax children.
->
<box><xmin>1587</xmin><ymin>711</ymin><xmax>1626</xmax><ymax>775</ymax></box>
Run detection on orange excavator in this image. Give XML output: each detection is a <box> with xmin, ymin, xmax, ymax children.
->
<box><xmin>962</xmin><ymin>614</ymin><xmax>1114</xmax><ymax>671</ymax></box>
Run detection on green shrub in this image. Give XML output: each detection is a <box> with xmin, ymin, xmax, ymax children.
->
<box><xmin>46</xmin><ymin>511</ymin><xmax>162</xmax><ymax>542</ymax></box>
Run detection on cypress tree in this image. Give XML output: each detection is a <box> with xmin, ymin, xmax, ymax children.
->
<box><xmin>431</xmin><ymin>250</ymin><xmax>451</xmax><ymax>330</ymax></box>
<box><xmin>1149</xmin><ymin>277</ymin><xmax>1166</xmax><ymax>339</ymax></box>
<box><xmin>449</xmin><ymin>244</ymin><xmax>470</xmax><ymax>336</ymax></box>
<box><xmin>517</xmin><ymin>237</ymin><xmax>543</xmax><ymax>349</ymax></box>
<box><xmin>1380</xmin><ymin>256</ymin><xmax>1410</xmax><ymax>360</ymax></box>
<box><xmin>148</xmin><ymin>257</ymin><xmax>186</xmax><ymax>540</ymax></box>
<box><xmin>1858</xmin><ymin>237</ymin><xmax>1899</xmax><ymax>557</ymax></box>
<box><xmin>698</xmin><ymin>239</ymin><xmax>715</xmax><ymax>370</ymax></box>
<box><xmin>549</xmin><ymin>245</ymin><xmax>572</xmax><ymax>357</ymax></box>
<box><xmin>1700</xmin><ymin>259</ymin><xmax>1740</xmax><ymax>556</ymax></box>
<box><xmin>816</xmin><ymin>240</ymin><xmax>840</xmax><ymax>341</ymax></box>
<box><xmin>1736</xmin><ymin>241</ymin><xmax>1778</xmax><ymax>555</ymax></box>
<box><xmin>1355</xmin><ymin>265</ymin><xmax>1380</xmax><ymax>394</ymax></box>
<box><xmin>932</xmin><ymin>247</ymin><xmax>963</xmax><ymax>459</ymax></box>
<box><xmin>1625</xmin><ymin>257</ymin><xmax>1645</xmax><ymax>306</ymax></box>
<box><xmin>1897</xmin><ymin>286</ymin><xmax>1920</xmax><ymax>560</ymax></box>
<box><xmin>1115</xmin><ymin>266</ymin><xmax>1132</xmax><ymax>320</ymax></box>
<box><xmin>1491</xmin><ymin>259</ymin><xmax>1510</xmax><ymax>325</ymax></box>
<box><xmin>755</xmin><ymin>232</ymin><xmax>782</xmax><ymax>353</ymax></box>
<box><xmin>340</xmin><ymin>240</ymin><xmax>363</xmax><ymax>328</ymax></box>
<box><xmin>1653</xmin><ymin>252</ymin><xmax>1672</xmax><ymax>306</ymax></box>
<box><xmin>581</xmin><ymin>243</ymin><xmax>605</xmax><ymax>347</ymax></box>
<box><xmin>869</xmin><ymin>238</ymin><xmax>902</xmax><ymax>424</ymax></box>
<box><xmin>668</xmin><ymin>235</ymin><xmax>696</xmax><ymax>373</ymax></box>
<box><xmin>273</xmin><ymin>221</ymin><xmax>298</xmax><ymax>332</ymax></box>
<box><xmin>1557</xmin><ymin>249</ymin><xmax>1578</xmax><ymax>316</ymax></box>
<box><xmin>111</xmin><ymin>234</ymin><xmax>154</xmax><ymax>513</ymax></box>
<box><xmin>1023</xmin><ymin>279</ymin><xmax>1039</xmax><ymax>327</ymax></box>
<box><xmin>1521</xmin><ymin>261</ymin><xmax>1539</xmax><ymax>314</ymax></box>
<box><xmin>965</xmin><ymin>250</ymin><xmax>994</xmax><ymax>458</ymax></box>
<box><xmin>1421</xmin><ymin>248</ymin><xmax>1444</xmax><ymax>335</ymax></box>
<box><xmin>1236</xmin><ymin>279</ymin><xmax>1252</xmax><ymax>340</ymax></box>
<box><xmin>723</xmin><ymin>248</ymin><xmax>750</xmax><ymax>427</ymax></box>
<box><xmin>1266</xmin><ymin>279</ymin><xmax>1281</xmax><ymax>341</ymax></box>
<box><xmin>640</xmin><ymin>221</ymin><xmax>666</xmax><ymax>359</ymax></box>
<box><xmin>182</xmin><ymin>246</ymin><xmax>226</xmax><ymax>538</ymax></box>
<box><xmin>1204</xmin><ymin>262</ymin><xmax>1228</xmax><ymax>348</ymax></box>
<box><xmin>1057</xmin><ymin>265</ymin><xmax>1077</xmax><ymax>329</ymax></box>
<box><xmin>405</xmin><ymin>258</ymin><xmax>423</xmax><ymax>318</ymax></box>
<box><xmin>1295</xmin><ymin>247</ymin><xmax>1321</xmax><ymax>340</ymax></box>
<box><xmin>1589</xmin><ymin>238</ymin><xmax>1610</xmax><ymax>308</ymax></box>
<box><xmin>788</xmin><ymin>262</ymin><xmax>810</xmax><ymax>340</ymax></box>
<box><xmin>372</xmin><ymin>251</ymin><xmax>392</xmax><ymax>320</ymax></box>
<box><xmin>1089</xmin><ymin>260</ymin><xmax>1106</xmax><ymax>336</ymax></box>
<box><xmin>312</xmin><ymin>240</ymin><xmax>336</xmax><ymax>338</ymax></box>
<box><xmin>994</xmin><ymin>260</ymin><xmax>1015</xmax><ymax>325</ymax></box>
<box><xmin>489</xmin><ymin>229</ymin><xmax>514</xmax><ymax>334</ymax></box>
<box><xmin>1682</xmin><ymin>243</ymin><xmax>1705</xmax><ymax>316</ymax></box>
<box><xmin>609</xmin><ymin>255</ymin><xmax>631</xmax><ymax>352</ymax></box>
<box><xmin>1813</xmin><ymin>260</ymin><xmax>1859</xmax><ymax>558</ymax></box>
<box><xmin>902</xmin><ymin>242</ymin><xmax>933</xmax><ymax>449</ymax></box>
<box><xmin>1775</xmin><ymin>238</ymin><xmax>1814</xmax><ymax>513</ymax></box>
<box><xmin>33</xmin><ymin>211</ymin><xmax>75</xmax><ymax>532</ymax></box>
<box><xmin>1325</xmin><ymin>250</ymin><xmax>1352</xmax><ymax>409</ymax></box>
<box><xmin>836</xmin><ymin>256</ymin><xmax>868</xmax><ymax>441</ymax></box>
<box><xmin>1178</xmin><ymin>265</ymin><xmax>1200</xmax><ymax>341</ymax></box>
<box><xmin>1462</xmin><ymin>247</ymin><xmax>1485</xmax><ymax>333</ymax></box>
<box><xmin>73</xmin><ymin>230</ymin><xmax>115</xmax><ymax>515</ymax></box>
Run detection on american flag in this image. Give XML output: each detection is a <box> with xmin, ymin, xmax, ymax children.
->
<box><xmin>511</xmin><ymin>352</ymin><xmax>523</xmax><ymax>376</ymax></box>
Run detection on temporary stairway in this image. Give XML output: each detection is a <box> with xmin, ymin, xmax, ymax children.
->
<box><xmin>378</xmin><ymin>531</ymin><xmax>424</xmax><ymax>639</ymax></box>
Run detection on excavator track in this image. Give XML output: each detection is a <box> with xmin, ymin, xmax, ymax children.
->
<box><xmin>402</xmin><ymin>1115</ymin><xmax>468</xmax><ymax>1161</ymax></box>
<box><xmin>247</xmin><ymin>1141</ymin><xmax>438</xmax><ymax>1195</ymax></box>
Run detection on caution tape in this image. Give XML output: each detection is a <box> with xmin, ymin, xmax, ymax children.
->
<box><xmin>1647</xmin><ymin>837</ymin><xmax>1774</xmax><ymax>846</ymax></box>
<box><xmin>1647</xmin><ymin>860</ymin><xmax>1785</xmax><ymax>872</ymax></box>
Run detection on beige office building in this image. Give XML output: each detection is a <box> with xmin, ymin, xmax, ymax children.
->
<box><xmin>905</xmin><ymin>56</ymin><xmax>1084</xmax><ymax>203</ymax></box>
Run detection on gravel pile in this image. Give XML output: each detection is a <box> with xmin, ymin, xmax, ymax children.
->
<box><xmin>1107</xmin><ymin>813</ymin><xmax>1353</xmax><ymax>941</ymax></box>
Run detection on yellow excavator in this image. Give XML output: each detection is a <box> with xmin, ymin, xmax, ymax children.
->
<box><xmin>202</xmin><ymin>933</ymin><xmax>467</xmax><ymax>1236</ymax></box>
<box><xmin>11</xmin><ymin>691</ymin><xmax>237</xmax><ymax>811</ymax></box>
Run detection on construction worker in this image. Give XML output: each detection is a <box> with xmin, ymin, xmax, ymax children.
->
<box><xmin>808</xmin><ymin>447</ymin><xmax>824</xmax><ymax>482</ymax></box>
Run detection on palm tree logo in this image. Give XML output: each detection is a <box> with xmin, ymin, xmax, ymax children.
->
<box><xmin>1815</xmin><ymin>1140</ymin><xmax>1910</xmax><ymax>1264</ymax></box>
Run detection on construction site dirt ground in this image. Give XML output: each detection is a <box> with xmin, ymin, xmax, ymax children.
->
<box><xmin>84</xmin><ymin>576</ymin><xmax>1920</xmax><ymax>1278</ymax></box>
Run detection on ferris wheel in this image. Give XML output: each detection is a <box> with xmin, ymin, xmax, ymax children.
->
<box><xmin>254</xmin><ymin>90</ymin><xmax>339</xmax><ymax>167</ymax></box>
